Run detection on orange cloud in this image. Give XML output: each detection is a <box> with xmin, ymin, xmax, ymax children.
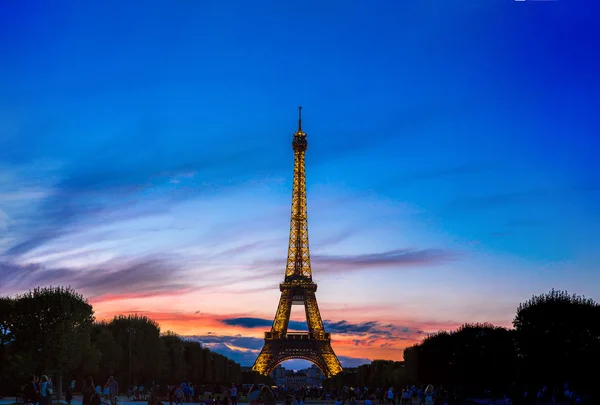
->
<box><xmin>88</xmin><ymin>289</ymin><xmax>469</xmax><ymax>363</ymax></box>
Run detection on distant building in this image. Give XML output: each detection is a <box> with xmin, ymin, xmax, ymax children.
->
<box><xmin>270</xmin><ymin>365</ymin><xmax>287</xmax><ymax>386</ymax></box>
<box><xmin>269</xmin><ymin>365</ymin><xmax>356</xmax><ymax>387</ymax></box>
<box><xmin>286</xmin><ymin>372</ymin><xmax>308</xmax><ymax>387</ymax></box>
<box><xmin>269</xmin><ymin>364</ymin><xmax>325</xmax><ymax>387</ymax></box>
<box><xmin>304</xmin><ymin>365</ymin><xmax>325</xmax><ymax>386</ymax></box>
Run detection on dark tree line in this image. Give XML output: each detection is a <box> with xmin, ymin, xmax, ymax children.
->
<box><xmin>326</xmin><ymin>290</ymin><xmax>600</xmax><ymax>398</ymax></box>
<box><xmin>0</xmin><ymin>287</ymin><xmax>242</xmax><ymax>397</ymax></box>
<box><xmin>325</xmin><ymin>360</ymin><xmax>406</xmax><ymax>390</ymax></box>
<box><xmin>402</xmin><ymin>323</ymin><xmax>516</xmax><ymax>391</ymax></box>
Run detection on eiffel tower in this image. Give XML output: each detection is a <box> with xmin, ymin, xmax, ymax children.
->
<box><xmin>252</xmin><ymin>107</ymin><xmax>343</xmax><ymax>378</ymax></box>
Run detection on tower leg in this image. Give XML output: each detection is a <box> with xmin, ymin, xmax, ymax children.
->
<box><xmin>253</xmin><ymin>344</ymin><xmax>275</xmax><ymax>375</ymax></box>
<box><xmin>320</xmin><ymin>341</ymin><xmax>343</xmax><ymax>376</ymax></box>
<box><xmin>304</xmin><ymin>292</ymin><xmax>325</xmax><ymax>333</ymax></box>
<box><xmin>271</xmin><ymin>288</ymin><xmax>292</xmax><ymax>335</ymax></box>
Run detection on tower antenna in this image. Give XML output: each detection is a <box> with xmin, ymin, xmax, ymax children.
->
<box><xmin>298</xmin><ymin>106</ymin><xmax>302</xmax><ymax>131</ymax></box>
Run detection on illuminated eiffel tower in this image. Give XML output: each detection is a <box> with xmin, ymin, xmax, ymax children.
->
<box><xmin>252</xmin><ymin>107</ymin><xmax>343</xmax><ymax>377</ymax></box>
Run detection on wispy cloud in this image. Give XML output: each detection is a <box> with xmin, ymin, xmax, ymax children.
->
<box><xmin>250</xmin><ymin>248</ymin><xmax>454</xmax><ymax>275</ymax></box>
<box><xmin>313</xmin><ymin>248</ymin><xmax>454</xmax><ymax>271</ymax></box>
<box><xmin>5</xmin><ymin>106</ymin><xmax>424</xmax><ymax>259</ymax></box>
<box><xmin>1</xmin><ymin>135</ymin><xmax>286</xmax><ymax>257</ymax></box>
<box><xmin>312</xmin><ymin>227</ymin><xmax>360</xmax><ymax>250</ymax></box>
<box><xmin>0</xmin><ymin>256</ymin><xmax>195</xmax><ymax>299</ymax></box>
<box><xmin>0</xmin><ymin>189</ymin><xmax>50</xmax><ymax>202</ymax></box>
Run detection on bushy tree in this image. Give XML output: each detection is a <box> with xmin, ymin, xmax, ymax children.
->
<box><xmin>10</xmin><ymin>287</ymin><xmax>95</xmax><ymax>398</ymax></box>
<box><xmin>108</xmin><ymin>314</ymin><xmax>164</xmax><ymax>386</ymax></box>
<box><xmin>161</xmin><ymin>331</ymin><xmax>188</xmax><ymax>383</ymax></box>
<box><xmin>0</xmin><ymin>297</ymin><xmax>19</xmax><ymax>393</ymax></box>
<box><xmin>91</xmin><ymin>323</ymin><xmax>122</xmax><ymax>376</ymax></box>
<box><xmin>240</xmin><ymin>370</ymin><xmax>274</xmax><ymax>386</ymax></box>
<box><xmin>0</xmin><ymin>288</ymin><xmax>243</xmax><ymax>397</ymax></box>
<box><xmin>513</xmin><ymin>289</ymin><xmax>600</xmax><ymax>388</ymax></box>
<box><xmin>183</xmin><ymin>339</ymin><xmax>206</xmax><ymax>382</ymax></box>
<box><xmin>401</xmin><ymin>324</ymin><xmax>515</xmax><ymax>394</ymax></box>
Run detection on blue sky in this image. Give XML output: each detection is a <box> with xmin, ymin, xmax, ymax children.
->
<box><xmin>1</xmin><ymin>0</ymin><xmax>599</xmax><ymax>368</ymax></box>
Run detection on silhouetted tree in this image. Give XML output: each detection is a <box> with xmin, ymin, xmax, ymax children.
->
<box><xmin>1</xmin><ymin>287</ymin><xmax>242</xmax><ymax>397</ymax></box>
<box><xmin>419</xmin><ymin>330</ymin><xmax>453</xmax><ymax>384</ymax></box>
<box><xmin>0</xmin><ymin>297</ymin><xmax>19</xmax><ymax>393</ymax></box>
<box><xmin>513</xmin><ymin>289</ymin><xmax>600</xmax><ymax>389</ymax></box>
<box><xmin>449</xmin><ymin>323</ymin><xmax>515</xmax><ymax>391</ymax></box>
<box><xmin>182</xmin><ymin>340</ymin><xmax>199</xmax><ymax>381</ymax></box>
<box><xmin>161</xmin><ymin>331</ymin><xmax>188</xmax><ymax>383</ymax></box>
<box><xmin>108</xmin><ymin>314</ymin><xmax>165</xmax><ymax>386</ymax></box>
<box><xmin>91</xmin><ymin>323</ymin><xmax>122</xmax><ymax>376</ymax></box>
<box><xmin>324</xmin><ymin>369</ymin><xmax>357</xmax><ymax>389</ymax></box>
<box><xmin>401</xmin><ymin>323</ymin><xmax>515</xmax><ymax>395</ymax></box>
<box><xmin>240</xmin><ymin>370</ymin><xmax>274</xmax><ymax>386</ymax></box>
<box><xmin>402</xmin><ymin>345</ymin><xmax>419</xmax><ymax>385</ymax></box>
<box><xmin>10</xmin><ymin>287</ymin><xmax>95</xmax><ymax>399</ymax></box>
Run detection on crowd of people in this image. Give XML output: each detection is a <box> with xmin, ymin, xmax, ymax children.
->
<box><xmin>162</xmin><ymin>383</ymin><xmax>238</xmax><ymax>405</ymax></box>
<box><xmin>275</xmin><ymin>385</ymin><xmax>443</xmax><ymax>405</ymax></box>
<box><xmin>136</xmin><ymin>383</ymin><xmax>447</xmax><ymax>405</ymax></box>
<box><xmin>20</xmin><ymin>375</ymin><xmax>119</xmax><ymax>405</ymax></box>
<box><xmin>19</xmin><ymin>378</ymin><xmax>584</xmax><ymax>405</ymax></box>
<box><xmin>22</xmin><ymin>375</ymin><xmax>56</xmax><ymax>405</ymax></box>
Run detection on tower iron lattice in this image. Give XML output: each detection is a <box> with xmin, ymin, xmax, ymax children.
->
<box><xmin>252</xmin><ymin>107</ymin><xmax>343</xmax><ymax>378</ymax></box>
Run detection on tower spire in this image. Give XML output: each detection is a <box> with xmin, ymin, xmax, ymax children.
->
<box><xmin>288</xmin><ymin>107</ymin><xmax>309</xmax><ymax>278</ymax></box>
